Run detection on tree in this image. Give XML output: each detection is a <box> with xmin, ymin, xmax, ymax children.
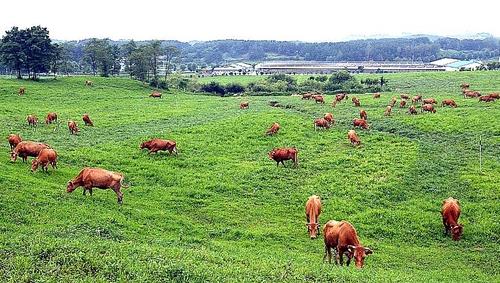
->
<box><xmin>49</xmin><ymin>43</ymin><xmax>64</xmax><ymax>78</ymax></box>
<box><xmin>24</xmin><ymin>26</ymin><xmax>55</xmax><ymax>79</ymax></box>
<box><xmin>111</xmin><ymin>45</ymin><xmax>121</xmax><ymax>76</ymax></box>
<box><xmin>148</xmin><ymin>41</ymin><xmax>162</xmax><ymax>86</ymax></box>
<box><xmin>83</xmin><ymin>38</ymin><xmax>99</xmax><ymax>75</ymax></box>
<box><xmin>122</xmin><ymin>40</ymin><xmax>137</xmax><ymax>76</ymax></box>
<box><xmin>84</xmin><ymin>39</ymin><xmax>116</xmax><ymax>77</ymax></box>
<box><xmin>0</xmin><ymin>27</ymin><xmax>27</xmax><ymax>79</ymax></box>
<box><xmin>163</xmin><ymin>45</ymin><xmax>180</xmax><ymax>82</ymax></box>
<box><xmin>129</xmin><ymin>46</ymin><xmax>150</xmax><ymax>82</ymax></box>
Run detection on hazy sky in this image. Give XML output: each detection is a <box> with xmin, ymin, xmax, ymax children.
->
<box><xmin>1</xmin><ymin>0</ymin><xmax>499</xmax><ymax>42</ymax></box>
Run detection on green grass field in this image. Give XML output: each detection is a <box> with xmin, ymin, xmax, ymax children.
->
<box><xmin>0</xmin><ymin>72</ymin><xmax>499</xmax><ymax>282</ymax></box>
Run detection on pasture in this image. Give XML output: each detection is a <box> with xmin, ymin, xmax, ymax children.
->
<box><xmin>0</xmin><ymin>72</ymin><xmax>499</xmax><ymax>282</ymax></box>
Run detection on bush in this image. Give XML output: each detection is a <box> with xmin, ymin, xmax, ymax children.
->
<box><xmin>329</xmin><ymin>71</ymin><xmax>353</xmax><ymax>84</ymax></box>
<box><xmin>299</xmin><ymin>79</ymin><xmax>324</xmax><ymax>91</ymax></box>
<box><xmin>225</xmin><ymin>83</ymin><xmax>245</xmax><ymax>94</ymax></box>
<box><xmin>200</xmin><ymin>81</ymin><xmax>225</xmax><ymax>96</ymax></box>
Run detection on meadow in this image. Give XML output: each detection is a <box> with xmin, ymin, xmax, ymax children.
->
<box><xmin>0</xmin><ymin>72</ymin><xmax>499</xmax><ymax>282</ymax></box>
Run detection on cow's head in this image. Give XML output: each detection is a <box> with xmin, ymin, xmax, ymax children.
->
<box><xmin>268</xmin><ymin>149</ymin><xmax>276</xmax><ymax>160</ymax></box>
<box><xmin>140</xmin><ymin>142</ymin><xmax>146</xmax><ymax>149</ymax></box>
<box><xmin>306</xmin><ymin>222</ymin><xmax>320</xmax><ymax>239</ymax></box>
<box><xmin>10</xmin><ymin>151</ymin><xmax>18</xmax><ymax>162</ymax></box>
<box><xmin>347</xmin><ymin>245</ymin><xmax>373</xmax><ymax>268</ymax></box>
<box><xmin>31</xmin><ymin>159</ymin><xmax>39</xmax><ymax>172</ymax></box>
<box><xmin>451</xmin><ymin>224</ymin><xmax>463</xmax><ymax>241</ymax></box>
<box><xmin>66</xmin><ymin>181</ymin><xmax>76</xmax><ymax>193</ymax></box>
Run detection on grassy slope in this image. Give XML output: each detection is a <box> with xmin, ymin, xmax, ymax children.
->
<box><xmin>0</xmin><ymin>73</ymin><xmax>499</xmax><ymax>282</ymax></box>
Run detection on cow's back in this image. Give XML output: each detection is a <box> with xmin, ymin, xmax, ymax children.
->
<box><xmin>337</xmin><ymin>221</ymin><xmax>360</xmax><ymax>248</ymax></box>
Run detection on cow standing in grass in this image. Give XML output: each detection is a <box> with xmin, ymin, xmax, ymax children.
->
<box><xmin>66</xmin><ymin>167</ymin><xmax>128</xmax><ymax>204</ymax></box>
<box><xmin>360</xmin><ymin>109</ymin><xmax>367</xmax><ymax>120</ymax></box>
<box><xmin>314</xmin><ymin>118</ymin><xmax>330</xmax><ymax>130</ymax></box>
<box><xmin>479</xmin><ymin>95</ymin><xmax>495</xmax><ymax>102</ymax></box>
<box><xmin>240</xmin><ymin>101</ymin><xmax>249</xmax><ymax>109</ymax></box>
<box><xmin>305</xmin><ymin>195</ymin><xmax>322</xmax><ymax>239</ymax></box>
<box><xmin>323</xmin><ymin>220</ymin><xmax>373</xmax><ymax>268</ymax></box>
<box><xmin>441</xmin><ymin>197</ymin><xmax>463</xmax><ymax>241</ymax></box>
<box><xmin>140</xmin><ymin>138</ymin><xmax>178</xmax><ymax>155</ymax></box>
<box><xmin>27</xmin><ymin>115</ymin><xmax>38</xmax><ymax>127</ymax></box>
<box><xmin>85</xmin><ymin>80</ymin><xmax>93</xmax><ymax>87</ymax></box>
<box><xmin>408</xmin><ymin>105</ymin><xmax>418</xmax><ymax>115</ymax></box>
<box><xmin>400</xmin><ymin>100</ymin><xmax>406</xmax><ymax>108</ymax></box>
<box><xmin>347</xmin><ymin>130</ymin><xmax>361</xmax><ymax>146</ymax></box>
<box><xmin>11</xmin><ymin>141</ymin><xmax>49</xmax><ymax>162</ymax></box>
<box><xmin>150</xmin><ymin>91</ymin><xmax>162</xmax><ymax>98</ymax></box>
<box><xmin>352</xmin><ymin>97</ymin><xmax>360</xmax><ymax>107</ymax></box>
<box><xmin>353</xmin><ymin>118</ymin><xmax>369</xmax><ymax>129</ymax></box>
<box><xmin>422</xmin><ymin>104</ymin><xmax>436</xmax><ymax>113</ymax></box>
<box><xmin>19</xmin><ymin>87</ymin><xmax>25</xmax><ymax>95</ymax></box>
<box><xmin>8</xmin><ymin>134</ymin><xmax>22</xmax><ymax>150</ymax></box>
<box><xmin>45</xmin><ymin>112</ymin><xmax>58</xmax><ymax>124</ymax></box>
<box><xmin>324</xmin><ymin>113</ymin><xmax>334</xmax><ymax>125</ymax></box>
<box><xmin>441</xmin><ymin>99</ymin><xmax>457</xmax><ymax>108</ymax></box>
<box><xmin>400</xmin><ymin>94</ymin><xmax>409</xmax><ymax>100</ymax></box>
<box><xmin>412</xmin><ymin>95</ymin><xmax>422</xmax><ymax>104</ymax></box>
<box><xmin>384</xmin><ymin>106</ymin><xmax>392</xmax><ymax>116</ymax></box>
<box><xmin>373</xmin><ymin>93</ymin><xmax>381</xmax><ymax>99</ymax></box>
<box><xmin>268</xmin><ymin>147</ymin><xmax>298</xmax><ymax>167</ymax></box>
<box><xmin>266</xmin><ymin>123</ymin><xmax>280</xmax><ymax>136</ymax></box>
<box><xmin>82</xmin><ymin>114</ymin><xmax>94</xmax><ymax>126</ymax></box>
<box><xmin>31</xmin><ymin>149</ymin><xmax>58</xmax><ymax>172</ymax></box>
<box><xmin>423</xmin><ymin>98</ymin><xmax>437</xmax><ymax>105</ymax></box>
<box><xmin>68</xmin><ymin>121</ymin><xmax>79</xmax><ymax>135</ymax></box>
<box><xmin>313</xmin><ymin>95</ymin><xmax>325</xmax><ymax>104</ymax></box>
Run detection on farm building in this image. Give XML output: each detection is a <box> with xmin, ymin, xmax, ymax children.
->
<box><xmin>202</xmin><ymin>63</ymin><xmax>254</xmax><ymax>76</ymax></box>
<box><xmin>430</xmin><ymin>58</ymin><xmax>483</xmax><ymax>71</ymax></box>
<box><xmin>254</xmin><ymin>61</ymin><xmax>446</xmax><ymax>74</ymax></box>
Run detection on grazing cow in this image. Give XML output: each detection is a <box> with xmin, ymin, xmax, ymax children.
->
<box><xmin>240</xmin><ymin>101</ymin><xmax>249</xmax><ymax>109</ymax></box>
<box><xmin>268</xmin><ymin>147</ymin><xmax>298</xmax><ymax>167</ymax></box>
<box><xmin>488</xmin><ymin>93</ymin><xmax>499</xmax><ymax>99</ymax></box>
<box><xmin>266</xmin><ymin>122</ymin><xmax>280</xmax><ymax>136</ymax></box>
<box><xmin>45</xmin><ymin>112</ymin><xmax>58</xmax><ymax>124</ymax></box>
<box><xmin>423</xmin><ymin>98</ymin><xmax>437</xmax><ymax>105</ymax></box>
<box><xmin>323</xmin><ymin>220</ymin><xmax>373</xmax><ymax>268</ymax></box>
<box><xmin>352</xmin><ymin>97</ymin><xmax>360</xmax><ymax>107</ymax></box>
<box><xmin>421</xmin><ymin>104</ymin><xmax>436</xmax><ymax>113</ymax></box>
<box><xmin>347</xmin><ymin>130</ymin><xmax>361</xmax><ymax>146</ymax></box>
<box><xmin>27</xmin><ymin>115</ymin><xmax>38</xmax><ymax>127</ymax></box>
<box><xmin>412</xmin><ymin>95</ymin><xmax>422</xmax><ymax>104</ymax></box>
<box><xmin>19</xmin><ymin>87</ymin><xmax>25</xmax><ymax>95</ymax></box>
<box><xmin>460</xmin><ymin>83</ymin><xmax>470</xmax><ymax>89</ymax></box>
<box><xmin>388</xmin><ymin>97</ymin><xmax>397</xmax><ymax>107</ymax></box>
<box><xmin>68</xmin><ymin>120</ymin><xmax>79</xmax><ymax>135</ymax></box>
<box><xmin>11</xmin><ymin>141</ymin><xmax>49</xmax><ymax>162</ymax></box>
<box><xmin>140</xmin><ymin>138</ymin><xmax>178</xmax><ymax>155</ymax></box>
<box><xmin>408</xmin><ymin>105</ymin><xmax>418</xmax><ymax>115</ymax></box>
<box><xmin>479</xmin><ymin>95</ymin><xmax>495</xmax><ymax>102</ymax></box>
<box><xmin>441</xmin><ymin>197</ymin><xmax>463</xmax><ymax>241</ymax></box>
<box><xmin>400</xmin><ymin>94</ymin><xmax>410</xmax><ymax>100</ymax></box>
<box><xmin>463</xmin><ymin>90</ymin><xmax>481</xmax><ymax>98</ymax></box>
<box><xmin>302</xmin><ymin>93</ymin><xmax>313</xmax><ymax>100</ymax></box>
<box><xmin>313</xmin><ymin>95</ymin><xmax>325</xmax><ymax>104</ymax></box>
<box><xmin>399</xmin><ymin>100</ymin><xmax>407</xmax><ymax>108</ymax></box>
<box><xmin>305</xmin><ymin>195</ymin><xmax>322</xmax><ymax>239</ymax></box>
<box><xmin>314</xmin><ymin>118</ymin><xmax>330</xmax><ymax>130</ymax></box>
<box><xmin>353</xmin><ymin>118</ymin><xmax>369</xmax><ymax>129</ymax></box>
<box><xmin>85</xmin><ymin>80</ymin><xmax>93</xmax><ymax>86</ymax></box>
<box><xmin>360</xmin><ymin>109</ymin><xmax>367</xmax><ymax>120</ymax></box>
<box><xmin>66</xmin><ymin>167</ymin><xmax>128</xmax><ymax>204</ymax></box>
<box><xmin>8</xmin><ymin>134</ymin><xmax>22</xmax><ymax>150</ymax></box>
<box><xmin>150</xmin><ymin>91</ymin><xmax>162</xmax><ymax>98</ymax></box>
<box><xmin>372</xmin><ymin>93</ymin><xmax>381</xmax><ymax>99</ymax></box>
<box><xmin>332</xmin><ymin>93</ymin><xmax>348</xmax><ymax>107</ymax></box>
<box><xmin>384</xmin><ymin>106</ymin><xmax>392</xmax><ymax>116</ymax></box>
<box><xmin>324</xmin><ymin>113</ymin><xmax>335</xmax><ymax>125</ymax></box>
<box><xmin>441</xmin><ymin>99</ymin><xmax>457</xmax><ymax>108</ymax></box>
<box><xmin>82</xmin><ymin>114</ymin><xmax>94</xmax><ymax>126</ymax></box>
<box><xmin>31</xmin><ymin>149</ymin><xmax>58</xmax><ymax>172</ymax></box>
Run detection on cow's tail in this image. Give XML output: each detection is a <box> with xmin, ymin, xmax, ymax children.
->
<box><xmin>120</xmin><ymin>175</ymin><xmax>130</xmax><ymax>188</ymax></box>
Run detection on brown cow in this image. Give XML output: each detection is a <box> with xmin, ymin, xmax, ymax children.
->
<box><xmin>268</xmin><ymin>147</ymin><xmax>298</xmax><ymax>167</ymax></box>
<box><xmin>8</xmin><ymin>134</ymin><xmax>22</xmax><ymax>150</ymax></box>
<box><xmin>399</xmin><ymin>100</ymin><xmax>406</xmax><ymax>108</ymax></box>
<box><xmin>400</xmin><ymin>94</ymin><xmax>410</xmax><ymax>100</ymax></box>
<box><xmin>353</xmin><ymin>118</ymin><xmax>369</xmax><ymax>129</ymax></box>
<box><xmin>305</xmin><ymin>195</ymin><xmax>322</xmax><ymax>239</ymax></box>
<box><xmin>421</xmin><ymin>104</ymin><xmax>436</xmax><ymax>113</ymax></box>
<box><xmin>68</xmin><ymin>120</ymin><xmax>79</xmax><ymax>135</ymax></box>
<box><xmin>324</xmin><ymin>113</ymin><xmax>335</xmax><ymax>125</ymax></box>
<box><xmin>441</xmin><ymin>99</ymin><xmax>457</xmax><ymax>108</ymax></box>
<box><xmin>408</xmin><ymin>105</ymin><xmax>418</xmax><ymax>115</ymax></box>
<box><xmin>460</xmin><ymin>83</ymin><xmax>470</xmax><ymax>89</ymax></box>
<box><xmin>302</xmin><ymin>93</ymin><xmax>312</xmax><ymax>100</ymax></box>
<box><xmin>66</xmin><ymin>167</ymin><xmax>128</xmax><ymax>204</ymax></box>
<box><xmin>150</xmin><ymin>91</ymin><xmax>162</xmax><ymax>98</ymax></box>
<box><xmin>352</xmin><ymin>97</ymin><xmax>360</xmax><ymax>107</ymax></box>
<box><xmin>479</xmin><ymin>95</ymin><xmax>495</xmax><ymax>102</ymax></box>
<box><xmin>313</xmin><ymin>95</ymin><xmax>325</xmax><ymax>104</ymax></box>
<box><xmin>323</xmin><ymin>220</ymin><xmax>373</xmax><ymax>268</ymax></box>
<box><xmin>347</xmin><ymin>130</ymin><xmax>361</xmax><ymax>146</ymax></box>
<box><xmin>359</xmin><ymin>109</ymin><xmax>367</xmax><ymax>120</ymax></box>
<box><xmin>266</xmin><ymin>122</ymin><xmax>280</xmax><ymax>136</ymax></box>
<box><xmin>412</xmin><ymin>95</ymin><xmax>422</xmax><ymax>103</ymax></box>
<box><xmin>314</xmin><ymin>118</ymin><xmax>330</xmax><ymax>130</ymax></box>
<box><xmin>372</xmin><ymin>93</ymin><xmax>381</xmax><ymax>99</ymax></box>
<box><xmin>488</xmin><ymin>93</ymin><xmax>499</xmax><ymax>99</ymax></box>
<box><xmin>45</xmin><ymin>112</ymin><xmax>58</xmax><ymax>124</ymax></box>
<box><xmin>31</xmin><ymin>148</ymin><xmax>58</xmax><ymax>172</ymax></box>
<box><xmin>332</xmin><ymin>93</ymin><xmax>348</xmax><ymax>107</ymax></box>
<box><xmin>388</xmin><ymin>97</ymin><xmax>397</xmax><ymax>107</ymax></box>
<box><xmin>140</xmin><ymin>138</ymin><xmax>178</xmax><ymax>155</ymax></box>
<box><xmin>11</xmin><ymin>141</ymin><xmax>49</xmax><ymax>162</ymax></box>
<box><xmin>240</xmin><ymin>101</ymin><xmax>249</xmax><ymax>109</ymax></box>
<box><xmin>441</xmin><ymin>197</ymin><xmax>463</xmax><ymax>241</ymax></box>
<box><xmin>384</xmin><ymin>106</ymin><xmax>392</xmax><ymax>116</ymax></box>
<box><xmin>85</xmin><ymin>80</ymin><xmax>93</xmax><ymax>86</ymax></box>
<box><xmin>82</xmin><ymin>114</ymin><xmax>94</xmax><ymax>126</ymax></box>
<box><xmin>19</xmin><ymin>87</ymin><xmax>25</xmax><ymax>95</ymax></box>
<box><xmin>27</xmin><ymin>115</ymin><xmax>38</xmax><ymax>127</ymax></box>
<box><xmin>423</xmin><ymin>98</ymin><xmax>437</xmax><ymax>105</ymax></box>
<box><xmin>463</xmin><ymin>90</ymin><xmax>481</xmax><ymax>98</ymax></box>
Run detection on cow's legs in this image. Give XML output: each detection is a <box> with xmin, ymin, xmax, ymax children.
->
<box><xmin>336</xmin><ymin>247</ymin><xmax>344</xmax><ymax>265</ymax></box>
<box><xmin>324</xmin><ymin>246</ymin><xmax>331</xmax><ymax>263</ymax></box>
<box><xmin>443</xmin><ymin>218</ymin><xmax>449</xmax><ymax>235</ymax></box>
<box><xmin>346</xmin><ymin>253</ymin><xmax>352</xmax><ymax>266</ymax></box>
<box><xmin>114</xmin><ymin>187</ymin><xmax>123</xmax><ymax>204</ymax></box>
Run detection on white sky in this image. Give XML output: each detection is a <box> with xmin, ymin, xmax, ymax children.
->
<box><xmin>1</xmin><ymin>0</ymin><xmax>499</xmax><ymax>42</ymax></box>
